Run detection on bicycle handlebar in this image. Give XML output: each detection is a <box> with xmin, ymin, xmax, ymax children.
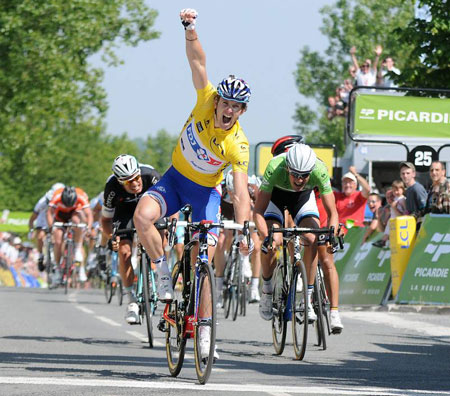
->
<box><xmin>53</xmin><ymin>222</ymin><xmax>87</xmax><ymax>229</ymax></box>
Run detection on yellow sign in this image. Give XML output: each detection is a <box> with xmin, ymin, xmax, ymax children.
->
<box><xmin>389</xmin><ymin>216</ymin><xmax>417</xmax><ymax>297</ymax></box>
<box><xmin>256</xmin><ymin>144</ymin><xmax>335</xmax><ymax>177</ymax></box>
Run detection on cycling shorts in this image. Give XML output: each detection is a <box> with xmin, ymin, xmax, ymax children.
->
<box><xmin>264</xmin><ymin>188</ymin><xmax>319</xmax><ymax>226</ymax></box>
<box><xmin>146</xmin><ymin>166</ymin><xmax>222</xmax><ymax>244</ymax></box>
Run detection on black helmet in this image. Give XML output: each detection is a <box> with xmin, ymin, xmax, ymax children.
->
<box><xmin>61</xmin><ymin>186</ymin><xmax>77</xmax><ymax>207</ymax></box>
<box><xmin>271</xmin><ymin>135</ymin><xmax>305</xmax><ymax>157</ymax></box>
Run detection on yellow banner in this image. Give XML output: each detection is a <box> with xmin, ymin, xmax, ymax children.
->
<box><xmin>256</xmin><ymin>144</ymin><xmax>335</xmax><ymax>177</ymax></box>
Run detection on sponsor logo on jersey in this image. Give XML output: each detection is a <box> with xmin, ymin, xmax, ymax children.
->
<box><xmin>240</xmin><ymin>144</ymin><xmax>248</xmax><ymax>152</ymax></box>
<box><xmin>186</xmin><ymin>124</ymin><xmax>223</xmax><ymax>166</ymax></box>
<box><xmin>211</xmin><ymin>137</ymin><xmax>224</xmax><ymax>156</ymax></box>
<box><xmin>196</xmin><ymin>121</ymin><xmax>204</xmax><ymax>133</ymax></box>
<box><xmin>156</xmin><ymin>185</ymin><xmax>166</xmax><ymax>193</ymax></box>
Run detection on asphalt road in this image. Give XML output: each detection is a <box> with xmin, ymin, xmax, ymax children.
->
<box><xmin>1</xmin><ymin>287</ymin><xmax>449</xmax><ymax>396</ymax></box>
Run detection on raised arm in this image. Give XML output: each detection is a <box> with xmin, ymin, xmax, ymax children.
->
<box><xmin>180</xmin><ymin>8</ymin><xmax>208</xmax><ymax>90</ymax></box>
<box><xmin>349</xmin><ymin>165</ymin><xmax>371</xmax><ymax>199</ymax></box>
<box><xmin>350</xmin><ymin>46</ymin><xmax>360</xmax><ymax>71</ymax></box>
<box><xmin>373</xmin><ymin>45</ymin><xmax>382</xmax><ymax>73</ymax></box>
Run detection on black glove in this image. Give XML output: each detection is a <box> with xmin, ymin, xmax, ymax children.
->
<box><xmin>261</xmin><ymin>236</ymin><xmax>271</xmax><ymax>255</ymax></box>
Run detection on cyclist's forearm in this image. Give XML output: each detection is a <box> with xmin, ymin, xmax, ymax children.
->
<box><xmin>100</xmin><ymin>217</ymin><xmax>113</xmax><ymax>246</ymax></box>
<box><xmin>254</xmin><ymin>211</ymin><xmax>269</xmax><ymax>239</ymax></box>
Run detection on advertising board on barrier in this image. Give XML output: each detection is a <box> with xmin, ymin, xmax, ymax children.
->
<box><xmin>354</xmin><ymin>94</ymin><xmax>450</xmax><ymax>139</ymax></box>
<box><xmin>339</xmin><ymin>232</ymin><xmax>391</xmax><ymax>305</ymax></box>
<box><xmin>397</xmin><ymin>214</ymin><xmax>450</xmax><ymax>304</ymax></box>
<box><xmin>389</xmin><ymin>216</ymin><xmax>416</xmax><ymax>297</ymax></box>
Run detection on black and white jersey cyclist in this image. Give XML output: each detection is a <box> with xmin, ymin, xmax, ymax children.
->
<box><xmin>100</xmin><ymin>154</ymin><xmax>161</xmax><ymax>324</ymax></box>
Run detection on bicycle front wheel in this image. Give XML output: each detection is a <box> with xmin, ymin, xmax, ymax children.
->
<box><xmin>292</xmin><ymin>260</ymin><xmax>308</xmax><ymax>360</ymax></box>
<box><xmin>271</xmin><ymin>262</ymin><xmax>287</xmax><ymax>355</ymax></box>
<box><xmin>64</xmin><ymin>243</ymin><xmax>74</xmax><ymax>295</ymax></box>
<box><xmin>142</xmin><ymin>254</ymin><xmax>154</xmax><ymax>348</ymax></box>
<box><xmin>231</xmin><ymin>257</ymin><xmax>241</xmax><ymax>321</ymax></box>
<box><xmin>166</xmin><ymin>261</ymin><xmax>186</xmax><ymax>377</ymax></box>
<box><xmin>194</xmin><ymin>262</ymin><xmax>216</xmax><ymax>385</ymax></box>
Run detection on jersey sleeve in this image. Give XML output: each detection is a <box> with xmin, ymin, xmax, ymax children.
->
<box><xmin>102</xmin><ymin>180</ymin><xmax>116</xmax><ymax>219</ymax></box>
<box><xmin>260</xmin><ymin>158</ymin><xmax>277</xmax><ymax>193</ymax></box>
<box><xmin>229</xmin><ymin>138</ymin><xmax>250</xmax><ymax>174</ymax></box>
<box><xmin>194</xmin><ymin>81</ymin><xmax>216</xmax><ymax>114</ymax></box>
<box><xmin>76</xmin><ymin>189</ymin><xmax>90</xmax><ymax>209</ymax></box>
<box><xmin>314</xmin><ymin>161</ymin><xmax>333</xmax><ymax>195</ymax></box>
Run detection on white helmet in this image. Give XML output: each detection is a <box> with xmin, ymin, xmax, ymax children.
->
<box><xmin>112</xmin><ymin>154</ymin><xmax>140</xmax><ymax>181</ymax></box>
<box><xmin>45</xmin><ymin>182</ymin><xmax>65</xmax><ymax>201</ymax></box>
<box><xmin>286</xmin><ymin>143</ymin><xmax>316</xmax><ymax>173</ymax></box>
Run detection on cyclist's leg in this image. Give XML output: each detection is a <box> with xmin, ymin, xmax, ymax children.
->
<box><xmin>249</xmin><ymin>230</ymin><xmax>262</xmax><ymax>302</ymax></box>
<box><xmin>318</xmin><ymin>245</ymin><xmax>343</xmax><ymax>332</ymax></box>
<box><xmin>135</xmin><ymin>167</ymin><xmax>183</xmax><ymax>301</ymax></box>
<box><xmin>71</xmin><ymin>211</ymin><xmax>87</xmax><ymax>281</ymax></box>
<box><xmin>213</xmin><ymin>228</ymin><xmax>232</xmax><ymax>306</ymax></box>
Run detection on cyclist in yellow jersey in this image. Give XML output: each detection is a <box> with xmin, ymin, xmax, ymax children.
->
<box><xmin>134</xmin><ymin>8</ymin><xmax>252</xmax><ymax>360</ymax></box>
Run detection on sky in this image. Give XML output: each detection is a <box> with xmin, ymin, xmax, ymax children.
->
<box><xmin>90</xmin><ymin>0</ymin><xmax>332</xmax><ymax>144</ymax></box>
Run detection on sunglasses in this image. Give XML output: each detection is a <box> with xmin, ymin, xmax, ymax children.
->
<box><xmin>368</xmin><ymin>200</ymin><xmax>378</xmax><ymax>204</ymax></box>
<box><xmin>119</xmin><ymin>174</ymin><xmax>141</xmax><ymax>186</ymax></box>
<box><xmin>288</xmin><ymin>168</ymin><xmax>311</xmax><ymax>179</ymax></box>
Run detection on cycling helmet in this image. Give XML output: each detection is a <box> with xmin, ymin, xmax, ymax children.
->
<box><xmin>286</xmin><ymin>143</ymin><xmax>316</xmax><ymax>173</ymax></box>
<box><xmin>45</xmin><ymin>182</ymin><xmax>65</xmax><ymax>201</ymax></box>
<box><xmin>271</xmin><ymin>135</ymin><xmax>305</xmax><ymax>157</ymax></box>
<box><xmin>217</xmin><ymin>75</ymin><xmax>251</xmax><ymax>103</ymax></box>
<box><xmin>112</xmin><ymin>154</ymin><xmax>140</xmax><ymax>181</ymax></box>
<box><xmin>61</xmin><ymin>186</ymin><xmax>77</xmax><ymax>207</ymax></box>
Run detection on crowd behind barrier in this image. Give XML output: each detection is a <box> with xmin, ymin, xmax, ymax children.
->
<box><xmin>0</xmin><ymin>232</ymin><xmax>43</xmax><ymax>288</ymax></box>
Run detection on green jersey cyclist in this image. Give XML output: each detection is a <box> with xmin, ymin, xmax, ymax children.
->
<box><xmin>254</xmin><ymin>143</ymin><xmax>339</xmax><ymax>321</ymax></box>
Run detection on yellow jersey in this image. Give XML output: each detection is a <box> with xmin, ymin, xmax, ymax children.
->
<box><xmin>172</xmin><ymin>82</ymin><xmax>249</xmax><ymax>187</ymax></box>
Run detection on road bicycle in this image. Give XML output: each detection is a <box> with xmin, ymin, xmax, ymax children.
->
<box><xmin>53</xmin><ymin>222</ymin><xmax>87</xmax><ymax>294</ymax></box>
<box><xmin>268</xmin><ymin>225</ymin><xmax>342</xmax><ymax>360</ymax></box>
<box><xmin>222</xmin><ymin>221</ymin><xmax>252</xmax><ymax>321</ymax></box>
<box><xmin>160</xmin><ymin>215</ymin><xmax>242</xmax><ymax>384</ymax></box>
<box><xmin>103</xmin><ymin>223</ymin><xmax>124</xmax><ymax>305</ymax></box>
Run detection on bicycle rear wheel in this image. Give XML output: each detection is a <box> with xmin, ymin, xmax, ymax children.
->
<box><xmin>194</xmin><ymin>262</ymin><xmax>217</xmax><ymax>384</ymax></box>
<box><xmin>166</xmin><ymin>261</ymin><xmax>186</xmax><ymax>377</ymax></box>
<box><xmin>45</xmin><ymin>241</ymin><xmax>53</xmax><ymax>289</ymax></box>
<box><xmin>292</xmin><ymin>260</ymin><xmax>308</xmax><ymax>360</ymax></box>
<box><xmin>142</xmin><ymin>254</ymin><xmax>154</xmax><ymax>348</ymax></box>
<box><xmin>240</xmin><ymin>276</ymin><xmax>247</xmax><ymax>317</ymax></box>
<box><xmin>223</xmin><ymin>256</ymin><xmax>233</xmax><ymax>319</ymax></box>
<box><xmin>271</xmin><ymin>262</ymin><xmax>287</xmax><ymax>355</ymax></box>
<box><xmin>117</xmin><ymin>277</ymin><xmax>123</xmax><ymax>306</ymax></box>
<box><xmin>64</xmin><ymin>243</ymin><xmax>73</xmax><ymax>295</ymax></box>
<box><xmin>314</xmin><ymin>274</ymin><xmax>327</xmax><ymax>350</ymax></box>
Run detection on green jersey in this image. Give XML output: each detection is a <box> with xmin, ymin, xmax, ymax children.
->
<box><xmin>260</xmin><ymin>153</ymin><xmax>332</xmax><ymax>195</ymax></box>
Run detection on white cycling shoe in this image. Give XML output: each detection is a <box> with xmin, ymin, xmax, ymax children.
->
<box><xmin>249</xmin><ymin>287</ymin><xmax>260</xmax><ymax>303</ymax></box>
<box><xmin>157</xmin><ymin>274</ymin><xmax>174</xmax><ymax>302</ymax></box>
<box><xmin>259</xmin><ymin>292</ymin><xmax>273</xmax><ymax>321</ymax></box>
<box><xmin>125</xmin><ymin>302</ymin><xmax>140</xmax><ymax>324</ymax></box>
<box><xmin>307</xmin><ymin>301</ymin><xmax>317</xmax><ymax>322</ymax></box>
<box><xmin>79</xmin><ymin>265</ymin><xmax>87</xmax><ymax>282</ymax></box>
<box><xmin>330</xmin><ymin>310</ymin><xmax>344</xmax><ymax>334</ymax></box>
<box><xmin>199</xmin><ymin>327</ymin><xmax>219</xmax><ymax>361</ymax></box>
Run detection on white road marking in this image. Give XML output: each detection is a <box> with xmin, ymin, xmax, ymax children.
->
<box><xmin>75</xmin><ymin>305</ymin><xmax>94</xmax><ymax>314</ymax></box>
<box><xmin>126</xmin><ymin>330</ymin><xmax>164</xmax><ymax>347</ymax></box>
<box><xmin>0</xmin><ymin>377</ymin><xmax>449</xmax><ymax>395</ymax></box>
<box><xmin>342</xmin><ymin>311</ymin><xmax>450</xmax><ymax>337</ymax></box>
<box><xmin>97</xmin><ymin>316</ymin><xmax>122</xmax><ymax>327</ymax></box>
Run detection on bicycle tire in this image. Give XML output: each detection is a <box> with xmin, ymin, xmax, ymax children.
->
<box><xmin>292</xmin><ymin>260</ymin><xmax>308</xmax><ymax>360</ymax></box>
<box><xmin>271</xmin><ymin>261</ymin><xmax>287</xmax><ymax>355</ymax></box>
<box><xmin>240</xmin><ymin>276</ymin><xmax>247</xmax><ymax>317</ymax></box>
<box><xmin>231</xmin><ymin>256</ymin><xmax>241</xmax><ymax>321</ymax></box>
<box><xmin>318</xmin><ymin>267</ymin><xmax>331</xmax><ymax>335</ymax></box>
<box><xmin>223</xmin><ymin>254</ymin><xmax>233</xmax><ymax>319</ymax></box>
<box><xmin>64</xmin><ymin>243</ymin><xmax>73</xmax><ymax>295</ymax></box>
<box><xmin>142</xmin><ymin>253</ymin><xmax>154</xmax><ymax>348</ymax></box>
<box><xmin>314</xmin><ymin>274</ymin><xmax>327</xmax><ymax>350</ymax></box>
<box><xmin>166</xmin><ymin>261</ymin><xmax>186</xmax><ymax>377</ymax></box>
<box><xmin>194</xmin><ymin>262</ymin><xmax>217</xmax><ymax>384</ymax></box>
<box><xmin>45</xmin><ymin>241</ymin><xmax>53</xmax><ymax>289</ymax></box>
<box><xmin>117</xmin><ymin>277</ymin><xmax>124</xmax><ymax>306</ymax></box>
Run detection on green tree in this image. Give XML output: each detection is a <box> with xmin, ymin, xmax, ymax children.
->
<box><xmin>0</xmin><ymin>0</ymin><xmax>159</xmax><ymax>210</ymax></box>
<box><xmin>293</xmin><ymin>0</ymin><xmax>415</xmax><ymax>154</ymax></box>
<box><xmin>142</xmin><ymin>129</ymin><xmax>178</xmax><ymax>174</ymax></box>
<box><xmin>394</xmin><ymin>1</ymin><xmax>450</xmax><ymax>89</ymax></box>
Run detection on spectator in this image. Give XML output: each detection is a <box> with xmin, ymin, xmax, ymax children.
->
<box><xmin>350</xmin><ymin>45</ymin><xmax>382</xmax><ymax>87</ymax></box>
<box><xmin>340</xmin><ymin>79</ymin><xmax>353</xmax><ymax>106</ymax></box>
<box><xmin>424</xmin><ymin>161</ymin><xmax>450</xmax><ymax>214</ymax></box>
<box><xmin>327</xmin><ymin>96</ymin><xmax>337</xmax><ymax>120</ymax></box>
<box><xmin>373</xmin><ymin>180</ymin><xmax>407</xmax><ymax>248</ymax></box>
<box><xmin>334</xmin><ymin>87</ymin><xmax>346</xmax><ymax>117</ymax></box>
<box><xmin>361</xmin><ymin>193</ymin><xmax>383</xmax><ymax>243</ymax></box>
<box><xmin>334</xmin><ymin>165</ymin><xmax>371</xmax><ymax>231</ymax></box>
<box><xmin>348</xmin><ymin>65</ymin><xmax>357</xmax><ymax>85</ymax></box>
<box><xmin>378</xmin><ymin>55</ymin><xmax>401</xmax><ymax>88</ymax></box>
<box><xmin>399</xmin><ymin>162</ymin><xmax>427</xmax><ymax>217</ymax></box>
